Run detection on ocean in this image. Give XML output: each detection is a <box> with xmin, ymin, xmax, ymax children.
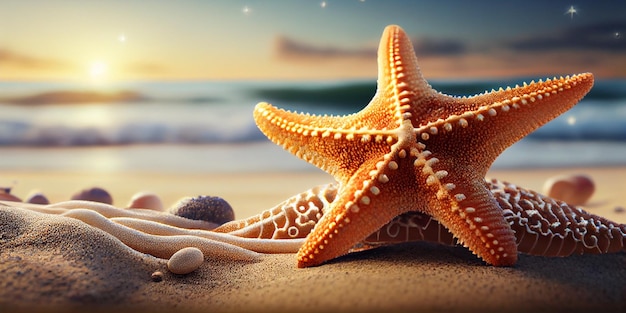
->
<box><xmin>1</xmin><ymin>78</ymin><xmax>625</xmax><ymax>173</ymax></box>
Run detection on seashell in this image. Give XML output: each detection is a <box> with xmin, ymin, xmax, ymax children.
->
<box><xmin>542</xmin><ymin>174</ymin><xmax>595</xmax><ymax>206</ymax></box>
<box><xmin>170</xmin><ymin>195</ymin><xmax>235</xmax><ymax>225</ymax></box>
<box><xmin>167</xmin><ymin>247</ymin><xmax>204</xmax><ymax>275</ymax></box>
<box><xmin>25</xmin><ymin>191</ymin><xmax>50</xmax><ymax>205</ymax></box>
<box><xmin>127</xmin><ymin>192</ymin><xmax>164</xmax><ymax>211</ymax></box>
<box><xmin>71</xmin><ymin>187</ymin><xmax>113</xmax><ymax>204</ymax></box>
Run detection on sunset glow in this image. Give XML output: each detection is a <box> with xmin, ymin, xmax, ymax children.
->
<box><xmin>1</xmin><ymin>1</ymin><xmax>624</xmax><ymax>81</ymax></box>
<box><xmin>89</xmin><ymin>61</ymin><xmax>108</xmax><ymax>81</ymax></box>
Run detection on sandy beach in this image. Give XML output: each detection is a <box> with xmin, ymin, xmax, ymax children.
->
<box><xmin>4</xmin><ymin>1</ymin><xmax>626</xmax><ymax>312</ymax></box>
<box><xmin>1</xmin><ymin>166</ymin><xmax>625</xmax><ymax>313</ymax></box>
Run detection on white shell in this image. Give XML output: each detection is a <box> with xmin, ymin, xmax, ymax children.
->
<box><xmin>167</xmin><ymin>247</ymin><xmax>204</xmax><ymax>275</ymax></box>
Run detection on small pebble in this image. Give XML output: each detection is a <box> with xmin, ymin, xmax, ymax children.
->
<box><xmin>151</xmin><ymin>271</ymin><xmax>164</xmax><ymax>282</ymax></box>
<box><xmin>542</xmin><ymin>174</ymin><xmax>595</xmax><ymax>206</ymax></box>
<box><xmin>71</xmin><ymin>187</ymin><xmax>113</xmax><ymax>204</ymax></box>
<box><xmin>127</xmin><ymin>192</ymin><xmax>164</xmax><ymax>211</ymax></box>
<box><xmin>167</xmin><ymin>247</ymin><xmax>204</xmax><ymax>275</ymax></box>
<box><xmin>25</xmin><ymin>191</ymin><xmax>50</xmax><ymax>205</ymax></box>
<box><xmin>615</xmin><ymin>206</ymin><xmax>625</xmax><ymax>213</ymax></box>
<box><xmin>170</xmin><ymin>195</ymin><xmax>235</xmax><ymax>225</ymax></box>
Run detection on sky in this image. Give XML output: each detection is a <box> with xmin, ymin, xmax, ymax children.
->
<box><xmin>1</xmin><ymin>0</ymin><xmax>625</xmax><ymax>82</ymax></box>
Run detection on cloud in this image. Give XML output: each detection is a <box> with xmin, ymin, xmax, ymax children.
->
<box><xmin>273</xmin><ymin>35</ymin><xmax>468</xmax><ymax>60</ymax></box>
<box><xmin>506</xmin><ymin>21</ymin><xmax>626</xmax><ymax>52</ymax></box>
<box><xmin>274</xmin><ymin>36</ymin><xmax>376</xmax><ymax>59</ymax></box>
<box><xmin>413</xmin><ymin>38</ymin><xmax>467</xmax><ymax>56</ymax></box>
<box><xmin>271</xmin><ymin>25</ymin><xmax>626</xmax><ymax>79</ymax></box>
<box><xmin>274</xmin><ymin>21</ymin><xmax>624</xmax><ymax>64</ymax></box>
<box><xmin>0</xmin><ymin>48</ymin><xmax>69</xmax><ymax>69</ymax></box>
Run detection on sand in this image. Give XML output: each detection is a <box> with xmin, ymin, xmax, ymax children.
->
<box><xmin>1</xmin><ymin>167</ymin><xmax>625</xmax><ymax>313</ymax></box>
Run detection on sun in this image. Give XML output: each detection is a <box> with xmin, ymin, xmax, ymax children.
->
<box><xmin>89</xmin><ymin>61</ymin><xmax>108</xmax><ymax>81</ymax></box>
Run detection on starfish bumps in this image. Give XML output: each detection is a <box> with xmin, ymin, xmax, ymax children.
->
<box><xmin>253</xmin><ymin>25</ymin><xmax>594</xmax><ymax>267</ymax></box>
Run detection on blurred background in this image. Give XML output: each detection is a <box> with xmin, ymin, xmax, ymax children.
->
<box><xmin>1</xmin><ymin>0</ymin><xmax>625</xmax><ymax>174</ymax></box>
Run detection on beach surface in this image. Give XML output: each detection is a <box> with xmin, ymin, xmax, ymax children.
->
<box><xmin>1</xmin><ymin>166</ymin><xmax>625</xmax><ymax>312</ymax></box>
<box><xmin>2</xmin><ymin>166</ymin><xmax>625</xmax><ymax>223</ymax></box>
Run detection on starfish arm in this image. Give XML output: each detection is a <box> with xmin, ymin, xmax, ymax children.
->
<box><xmin>371</xmin><ymin>24</ymin><xmax>435</xmax><ymax>122</ymax></box>
<box><xmin>413</xmin><ymin>74</ymin><xmax>593</xmax><ymax>128</ymax></box>
<box><xmin>412</xmin><ymin>74</ymin><xmax>594</xmax><ymax>179</ymax></box>
<box><xmin>462</xmin><ymin>74</ymin><xmax>593</xmax><ymax>169</ymax></box>
<box><xmin>411</xmin><ymin>154</ymin><xmax>518</xmax><ymax>265</ymax></box>
<box><xmin>296</xmin><ymin>156</ymin><xmax>415</xmax><ymax>267</ymax></box>
<box><xmin>214</xmin><ymin>184</ymin><xmax>336</xmax><ymax>239</ymax></box>
<box><xmin>375</xmin><ymin>25</ymin><xmax>431</xmax><ymax>101</ymax></box>
<box><xmin>254</xmin><ymin>102</ymin><xmax>396</xmax><ymax>183</ymax></box>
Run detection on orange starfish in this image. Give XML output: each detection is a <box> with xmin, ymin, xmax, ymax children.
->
<box><xmin>252</xmin><ymin>25</ymin><xmax>594</xmax><ymax>267</ymax></box>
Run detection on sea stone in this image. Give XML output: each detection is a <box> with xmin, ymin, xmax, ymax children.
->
<box><xmin>71</xmin><ymin>187</ymin><xmax>113</xmax><ymax>204</ymax></box>
<box><xmin>167</xmin><ymin>247</ymin><xmax>204</xmax><ymax>275</ymax></box>
<box><xmin>542</xmin><ymin>174</ymin><xmax>595</xmax><ymax>206</ymax></box>
<box><xmin>127</xmin><ymin>192</ymin><xmax>164</xmax><ymax>211</ymax></box>
<box><xmin>25</xmin><ymin>192</ymin><xmax>50</xmax><ymax>205</ymax></box>
<box><xmin>170</xmin><ymin>195</ymin><xmax>235</xmax><ymax>225</ymax></box>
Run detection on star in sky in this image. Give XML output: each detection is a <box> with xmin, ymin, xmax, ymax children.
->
<box><xmin>565</xmin><ymin>5</ymin><xmax>577</xmax><ymax>19</ymax></box>
<box><xmin>242</xmin><ymin>5</ymin><xmax>252</xmax><ymax>16</ymax></box>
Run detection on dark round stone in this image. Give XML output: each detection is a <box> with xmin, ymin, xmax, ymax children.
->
<box><xmin>71</xmin><ymin>187</ymin><xmax>113</xmax><ymax>204</ymax></box>
<box><xmin>170</xmin><ymin>195</ymin><xmax>235</xmax><ymax>225</ymax></box>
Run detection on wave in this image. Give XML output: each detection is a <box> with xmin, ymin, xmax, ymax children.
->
<box><xmin>1</xmin><ymin>104</ymin><xmax>624</xmax><ymax>146</ymax></box>
<box><xmin>0</xmin><ymin>119</ymin><xmax>265</xmax><ymax>146</ymax></box>
<box><xmin>2</xmin><ymin>78</ymin><xmax>624</xmax><ymax>108</ymax></box>
<box><xmin>250</xmin><ymin>82</ymin><xmax>376</xmax><ymax>112</ymax></box>
<box><xmin>0</xmin><ymin>79</ymin><xmax>625</xmax><ymax>146</ymax></box>
<box><xmin>249</xmin><ymin>78</ymin><xmax>626</xmax><ymax>113</ymax></box>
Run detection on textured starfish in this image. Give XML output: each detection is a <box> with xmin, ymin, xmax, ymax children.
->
<box><xmin>247</xmin><ymin>25</ymin><xmax>595</xmax><ymax>267</ymax></box>
<box><xmin>216</xmin><ymin>180</ymin><xmax>626</xmax><ymax>258</ymax></box>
